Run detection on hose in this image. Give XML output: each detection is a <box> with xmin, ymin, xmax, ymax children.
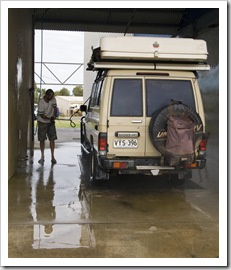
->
<box><xmin>57</xmin><ymin>96</ymin><xmax>90</xmax><ymax>128</ymax></box>
<box><xmin>57</xmin><ymin>110</ymin><xmax>80</xmax><ymax>128</ymax></box>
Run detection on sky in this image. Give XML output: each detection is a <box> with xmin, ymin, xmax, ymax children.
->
<box><xmin>35</xmin><ymin>30</ymin><xmax>84</xmax><ymax>93</ymax></box>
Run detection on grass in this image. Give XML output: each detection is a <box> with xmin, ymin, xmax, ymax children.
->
<box><xmin>34</xmin><ymin>116</ymin><xmax>81</xmax><ymax>128</ymax></box>
<box><xmin>56</xmin><ymin>116</ymin><xmax>81</xmax><ymax>128</ymax></box>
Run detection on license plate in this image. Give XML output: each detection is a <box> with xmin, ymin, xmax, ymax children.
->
<box><xmin>113</xmin><ymin>139</ymin><xmax>138</xmax><ymax>148</ymax></box>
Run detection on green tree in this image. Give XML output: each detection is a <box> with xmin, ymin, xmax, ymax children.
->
<box><xmin>34</xmin><ymin>82</ymin><xmax>46</xmax><ymax>103</ymax></box>
<box><xmin>72</xmin><ymin>85</ymin><xmax>83</xmax><ymax>96</ymax></box>
<box><xmin>55</xmin><ymin>87</ymin><xmax>70</xmax><ymax>96</ymax></box>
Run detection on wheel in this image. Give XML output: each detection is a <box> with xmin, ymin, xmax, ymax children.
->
<box><xmin>149</xmin><ymin>103</ymin><xmax>203</xmax><ymax>154</ymax></box>
<box><xmin>80</xmin><ymin>117</ymin><xmax>86</xmax><ymax>144</ymax></box>
<box><xmin>90</xmin><ymin>146</ymin><xmax>96</xmax><ymax>182</ymax></box>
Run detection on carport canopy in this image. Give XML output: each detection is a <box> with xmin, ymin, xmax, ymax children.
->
<box><xmin>33</xmin><ymin>8</ymin><xmax>219</xmax><ymax>37</ymax></box>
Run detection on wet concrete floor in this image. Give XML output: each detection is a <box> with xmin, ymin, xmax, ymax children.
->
<box><xmin>8</xmin><ymin>128</ymin><xmax>219</xmax><ymax>262</ymax></box>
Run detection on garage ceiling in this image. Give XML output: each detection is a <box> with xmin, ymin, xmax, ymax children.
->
<box><xmin>33</xmin><ymin>8</ymin><xmax>219</xmax><ymax>37</ymax></box>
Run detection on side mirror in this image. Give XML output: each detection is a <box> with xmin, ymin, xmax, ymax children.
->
<box><xmin>80</xmin><ymin>105</ymin><xmax>87</xmax><ymax>112</ymax></box>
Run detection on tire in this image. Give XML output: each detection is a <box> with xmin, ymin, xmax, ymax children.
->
<box><xmin>80</xmin><ymin>117</ymin><xmax>86</xmax><ymax>144</ymax></box>
<box><xmin>90</xmin><ymin>146</ymin><xmax>96</xmax><ymax>182</ymax></box>
<box><xmin>149</xmin><ymin>103</ymin><xmax>204</xmax><ymax>155</ymax></box>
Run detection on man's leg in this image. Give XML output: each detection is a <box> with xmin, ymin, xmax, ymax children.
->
<box><xmin>39</xmin><ymin>141</ymin><xmax>45</xmax><ymax>163</ymax></box>
<box><xmin>50</xmin><ymin>139</ymin><xmax>56</xmax><ymax>163</ymax></box>
<box><xmin>38</xmin><ymin>122</ymin><xmax>47</xmax><ymax>164</ymax></box>
<box><xmin>48</xmin><ymin>123</ymin><xmax>57</xmax><ymax>163</ymax></box>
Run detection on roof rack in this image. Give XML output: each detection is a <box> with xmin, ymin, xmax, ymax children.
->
<box><xmin>89</xmin><ymin>62</ymin><xmax>210</xmax><ymax>71</ymax></box>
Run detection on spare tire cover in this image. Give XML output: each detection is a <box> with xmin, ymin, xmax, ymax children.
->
<box><xmin>149</xmin><ymin>103</ymin><xmax>204</xmax><ymax>155</ymax></box>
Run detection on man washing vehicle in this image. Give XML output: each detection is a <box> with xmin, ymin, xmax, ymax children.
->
<box><xmin>37</xmin><ymin>89</ymin><xmax>57</xmax><ymax>164</ymax></box>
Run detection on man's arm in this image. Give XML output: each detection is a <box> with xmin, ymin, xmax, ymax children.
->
<box><xmin>38</xmin><ymin>100</ymin><xmax>53</xmax><ymax>121</ymax></box>
<box><xmin>53</xmin><ymin>104</ymin><xmax>57</xmax><ymax>119</ymax></box>
<box><xmin>40</xmin><ymin>114</ymin><xmax>52</xmax><ymax>120</ymax></box>
<box><xmin>52</xmin><ymin>97</ymin><xmax>57</xmax><ymax>119</ymax></box>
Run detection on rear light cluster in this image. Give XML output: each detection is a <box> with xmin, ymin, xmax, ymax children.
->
<box><xmin>113</xmin><ymin>162</ymin><xmax>127</xmax><ymax>169</ymax></box>
<box><xmin>199</xmin><ymin>137</ymin><xmax>206</xmax><ymax>152</ymax></box>
<box><xmin>184</xmin><ymin>136</ymin><xmax>207</xmax><ymax>169</ymax></box>
<box><xmin>184</xmin><ymin>163</ymin><xmax>197</xmax><ymax>169</ymax></box>
<box><xmin>98</xmin><ymin>132</ymin><xmax>107</xmax><ymax>155</ymax></box>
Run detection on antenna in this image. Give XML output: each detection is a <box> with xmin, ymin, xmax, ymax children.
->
<box><xmin>124</xmin><ymin>9</ymin><xmax>136</xmax><ymax>36</ymax></box>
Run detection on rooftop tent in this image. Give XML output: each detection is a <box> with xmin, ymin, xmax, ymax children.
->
<box><xmin>87</xmin><ymin>36</ymin><xmax>210</xmax><ymax>71</ymax></box>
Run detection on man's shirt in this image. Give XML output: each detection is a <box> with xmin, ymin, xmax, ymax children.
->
<box><xmin>37</xmin><ymin>97</ymin><xmax>57</xmax><ymax>123</ymax></box>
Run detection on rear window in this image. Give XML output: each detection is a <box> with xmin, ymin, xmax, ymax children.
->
<box><xmin>111</xmin><ymin>79</ymin><xmax>143</xmax><ymax>116</ymax></box>
<box><xmin>146</xmin><ymin>79</ymin><xmax>196</xmax><ymax>116</ymax></box>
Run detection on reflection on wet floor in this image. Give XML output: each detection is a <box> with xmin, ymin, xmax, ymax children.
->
<box><xmin>8</xmin><ymin>141</ymin><xmax>219</xmax><ymax>260</ymax></box>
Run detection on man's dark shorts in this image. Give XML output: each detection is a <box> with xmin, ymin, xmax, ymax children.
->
<box><xmin>38</xmin><ymin>121</ymin><xmax>57</xmax><ymax>141</ymax></box>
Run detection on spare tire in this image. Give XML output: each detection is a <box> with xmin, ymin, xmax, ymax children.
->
<box><xmin>149</xmin><ymin>103</ymin><xmax>204</xmax><ymax>155</ymax></box>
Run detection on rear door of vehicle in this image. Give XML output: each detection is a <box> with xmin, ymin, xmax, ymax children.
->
<box><xmin>144</xmin><ymin>77</ymin><xmax>197</xmax><ymax>156</ymax></box>
<box><xmin>107</xmin><ymin>77</ymin><xmax>146</xmax><ymax>157</ymax></box>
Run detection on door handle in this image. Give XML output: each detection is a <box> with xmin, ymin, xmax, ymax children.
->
<box><xmin>131</xmin><ymin>120</ymin><xmax>142</xmax><ymax>123</ymax></box>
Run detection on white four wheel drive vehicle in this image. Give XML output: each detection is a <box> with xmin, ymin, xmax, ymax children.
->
<box><xmin>80</xmin><ymin>36</ymin><xmax>209</xmax><ymax>184</ymax></box>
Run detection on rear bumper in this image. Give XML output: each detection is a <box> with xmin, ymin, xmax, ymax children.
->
<box><xmin>101</xmin><ymin>157</ymin><xmax>159</xmax><ymax>170</ymax></box>
<box><xmin>100</xmin><ymin>156</ymin><xmax>206</xmax><ymax>172</ymax></box>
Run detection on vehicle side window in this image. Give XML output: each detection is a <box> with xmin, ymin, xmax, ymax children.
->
<box><xmin>89</xmin><ymin>83</ymin><xmax>97</xmax><ymax>108</ymax></box>
<box><xmin>97</xmin><ymin>79</ymin><xmax>104</xmax><ymax>106</ymax></box>
<box><xmin>111</xmin><ymin>79</ymin><xmax>143</xmax><ymax>117</ymax></box>
<box><xmin>146</xmin><ymin>79</ymin><xmax>196</xmax><ymax>116</ymax></box>
<box><xmin>89</xmin><ymin>79</ymin><xmax>105</xmax><ymax>109</ymax></box>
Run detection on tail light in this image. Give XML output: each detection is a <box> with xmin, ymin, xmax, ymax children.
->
<box><xmin>113</xmin><ymin>162</ymin><xmax>127</xmax><ymax>169</ymax></box>
<box><xmin>184</xmin><ymin>163</ymin><xmax>197</xmax><ymax>169</ymax></box>
<box><xmin>98</xmin><ymin>132</ymin><xmax>107</xmax><ymax>155</ymax></box>
<box><xmin>199</xmin><ymin>137</ymin><xmax>207</xmax><ymax>152</ymax></box>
